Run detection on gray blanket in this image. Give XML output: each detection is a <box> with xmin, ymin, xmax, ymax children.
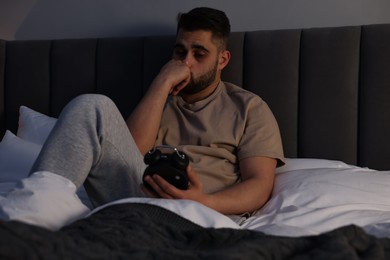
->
<box><xmin>1</xmin><ymin>203</ymin><xmax>389</xmax><ymax>259</ymax></box>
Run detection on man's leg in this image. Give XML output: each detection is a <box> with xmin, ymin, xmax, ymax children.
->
<box><xmin>31</xmin><ymin>94</ymin><xmax>146</xmax><ymax>207</ymax></box>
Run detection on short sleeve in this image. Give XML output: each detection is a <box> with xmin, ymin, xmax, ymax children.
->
<box><xmin>237</xmin><ymin>97</ymin><xmax>285</xmax><ymax>166</ymax></box>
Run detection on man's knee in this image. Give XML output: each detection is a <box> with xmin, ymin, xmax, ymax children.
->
<box><xmin>71</xmin><ymin>94</ymin><xmax>114</xmax><ymax>107</ymax></box>
<box><xmin>64</xmin><ymin>94</ymin><xmax>117</xmax><ymax>115</ymax></box>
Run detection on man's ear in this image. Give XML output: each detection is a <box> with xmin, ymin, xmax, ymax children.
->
<box><xmin>218</xmin><ymin>50</ymin><xmax>231</xmax><ymax>70</ymax></box>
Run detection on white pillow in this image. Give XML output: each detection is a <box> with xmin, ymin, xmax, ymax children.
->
<box><xmin>276</xmin><ymin>158</ymin><xmax>353</xmax><ymax>174</ymax></box>
<box><xmin>1</xmin><ymin>107</ymin><xmax>93</xmax><ymax>208</ymax></box>
<box><xmin>17</xmin><ymin>106</ymin><xmax>57</xmax><ymax>145</ymax></box>
<box><xmin>0</xmin><ymin>171</ymin><xmax>90</xmax><ymax>230</ymax></box>
<box><xmin>245</xmin><ymin>167</ymin><xmax>390</xmax><ymax>237</ymax></box>
<box><xmin>0</xmin><ymin>130</ymin><xmax>41</xmax><ymax>181</ymax></box>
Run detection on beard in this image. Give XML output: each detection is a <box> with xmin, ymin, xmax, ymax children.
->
<box><xmin>180</xmin><ymin>61</ymin><xmax>218</xmax><ymax>95</ymax></box>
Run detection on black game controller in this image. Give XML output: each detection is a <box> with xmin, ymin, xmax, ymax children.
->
<box><xmin>143</xmin><ymin>146</ymin><xmax>189</xmax><ymax>190</ymax></box>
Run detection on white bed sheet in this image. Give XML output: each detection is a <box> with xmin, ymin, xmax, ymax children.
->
<box><xmin>1</xmin><ymin>163</ymin><xmax>390</xmax><ymax>238</ymax></box>
<box><xmin>1</xmin><ymin>106</ymin><xmax>390</xmax><ymax>237</ymax></box>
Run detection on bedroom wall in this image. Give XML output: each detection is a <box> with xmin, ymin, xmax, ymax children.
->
<box><xmin>1</xmin><ymin>0</ymin><xmax>390</xmax><ymax>40</ymax></box>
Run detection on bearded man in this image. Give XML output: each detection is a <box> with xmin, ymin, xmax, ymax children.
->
<box><xmin>19</xmin><ymin>7</ymin><xmax>285</xmax><ymax>222</ymax></box>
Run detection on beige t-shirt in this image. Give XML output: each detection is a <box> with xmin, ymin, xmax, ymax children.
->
<box><xmin>155</xmin><ymin>81</ymin><xmax>285</xmax><ymax>193</ymax></box>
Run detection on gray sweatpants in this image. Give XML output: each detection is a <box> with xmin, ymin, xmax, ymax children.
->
<box><xmin>31</xmin><ymin>94</ymin><xmax>147</xmax><ymax>207</ymax></box>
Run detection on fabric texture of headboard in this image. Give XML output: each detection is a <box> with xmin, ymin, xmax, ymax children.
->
<box><xmin>1</xmin><ymin>24</ymin><xmax>390</xmax><ymax>170</ymax></box>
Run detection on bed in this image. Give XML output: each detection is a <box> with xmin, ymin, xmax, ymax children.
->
<box><xmin>1</xmin><ymin>23</ymin><xmax>390</xmax><ymax>259</ymax></box>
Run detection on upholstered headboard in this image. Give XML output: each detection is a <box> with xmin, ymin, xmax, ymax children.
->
<box><xmin>1</xmin><ymin>24</ymin><xmax>390</xmax><ymax>170</ymax></box>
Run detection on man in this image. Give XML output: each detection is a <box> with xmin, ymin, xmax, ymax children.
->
<box><xmin>20</xmin><ymin>7</ymin><xmax>285</xmax><ymax>219</ymax></box>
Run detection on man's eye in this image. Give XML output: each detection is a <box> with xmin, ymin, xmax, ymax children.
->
<box><xmin>174</xmin><ymin>49</ymin><xmax>186</xmax><ymax>58</ymax></box>
<box><xmin>194</xmin><ymin>52</ymin><xmax>206</xmax><ymax>59</ymax></box>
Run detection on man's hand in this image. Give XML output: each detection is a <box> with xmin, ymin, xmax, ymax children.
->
<box><xmin>141</xmin><ymin>164</ymin><xmax>208</xmax><ymax>203</ymax></box>
<box><xmin>154</xmin><ymin>59</ymin><xmax>191</xmax><ymax>96</ymax></box>
<box><xmin>141</xmin><ymin>156</ymin><xmax>276</xmax><ymax>216</ymax></box>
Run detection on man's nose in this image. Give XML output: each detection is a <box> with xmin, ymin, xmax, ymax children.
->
<box><xmin>182</xmin><ymin>54</ymin><xmax>193</xmax><ymax>66</ymax></box>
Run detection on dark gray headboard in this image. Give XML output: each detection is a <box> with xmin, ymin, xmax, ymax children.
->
<box><xmin>1</xmin><ymin>24</ymin><xmax>390</xmax><ymax>170</ymax></box>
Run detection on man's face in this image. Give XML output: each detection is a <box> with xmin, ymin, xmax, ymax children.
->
<box><xmin>181</xmin><ymin>58</ymin><xmax>218</xmax><ymax>95</ymax></box>
<box><xmin>172</xmin><ymin>30</ymin><xmax>223</xmax><ymax>95</ymax></box>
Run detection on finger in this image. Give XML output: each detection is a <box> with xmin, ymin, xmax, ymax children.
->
<box><xmin>140</xmin><ymin>184</ymin><xmax>157</xmax><ymax>198</ymax></box>
<box><xmin>144</xmin><ymin>176</ymin><xmax>166</xmax><ymax>197</ymax></box>
<box><xmin>171</xmin><ymin>77</ymin><xmax>190</xmax><ymax>96</ymax></box>
<box><xmin>171</xmin><ymin>84</ymin><xmax>185</xmax><ymax>96</ymax></box>
<box><xmin>152</xmin><ymin>175</ymin><xmax>184</xmax><ymax>199</ymax></box>
<box><xmin>145</xmin><ymin>175</ymin><xmax>174</xmax><ymax>199</ymax></box>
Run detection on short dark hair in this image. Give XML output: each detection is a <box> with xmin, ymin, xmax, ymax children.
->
<box><xmin>177</xmin><ymin>7</ymin><xmax>231</xmax><ymax>50</ymax></box>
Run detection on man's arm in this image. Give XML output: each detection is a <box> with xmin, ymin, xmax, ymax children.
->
<box><xmin>143</xmin><ymin>156</ymin><xmax>276</xmax><ymax>215</ymax></box>
<box><xmin>202</xmin><ymin>156</ymin><xmax>276</xmax><ymax>214</ymax></box>
<box><xmin>126</xmin><ymin>60</ymin><xmax>191</xmax><ymax>155</ymax></box>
